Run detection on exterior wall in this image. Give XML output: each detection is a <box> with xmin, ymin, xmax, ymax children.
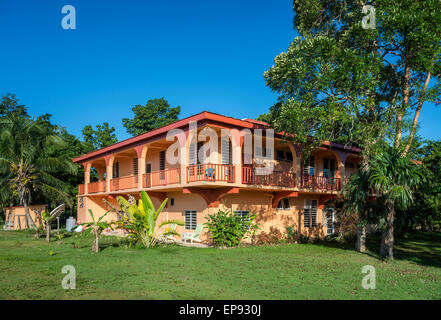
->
<box><xmin>3</xmin><ymin>205</ymin><xmax>47</xmax><ymax>229</ymax></box>
<box><xmin>77</xmin><ymin>190</ymin><xmax>328</xmax><ymax>242</ymax></box>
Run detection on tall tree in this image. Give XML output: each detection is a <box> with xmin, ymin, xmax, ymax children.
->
<box><xmin>122</xmin><ymin>98</ymin><xmax>180</xmax><ymax>136</ymax></box>
<box><xmin>0</xmin><ymin>93</ymin><xmax>28</xmax><ymax>118</ymax></box>
<box><xmin>0</xmin><ymin>113</ymin><xmax>77</xmax><ymax>232</ymax></box>
<box><xmin>264</xmin><ymin>0</ymin><xmax>441</xmax><ymax>252</ymax></box>
<box><xmin>81</xmin><ymin>122</ymin><xmax>118</xmax><ymax>153</ymax></box>
<box><xmin>368</xmin><ymin>146</ymin><xmax>425</xmax><ymax>259</ymax></box>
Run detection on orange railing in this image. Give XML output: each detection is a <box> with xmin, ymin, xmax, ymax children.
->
<box><xmin>300</xmin><ymin>174</ymin><xmax>341</xmax><ymax>191</ymax></box>
<box><xmin>187</xmin><ymin>164</ymin><xmax>235</xmax><ymax>183</ymax></box>
<box><xmin>88</xmin><ymin>181</ymin><xmax>106</xmax><ymax>194</ymax></box>
<box><xmin>78</xmin><ymin>184</ymin><xmax>85</xmax><ymax>195</ymax></box>
<box><xmin>143</xmin><ymin>168</ymin><xmax>181</xmax><ymax>188</ymax></box>
<box><xmin>242</xmin><ymin>166</ymin><xmax>296</xmax><ymax>188</ymax></box>
<box><xmin>111</xmin><ymin>175</ymin><xmax>138</xmax><ymax>191</ymax></box>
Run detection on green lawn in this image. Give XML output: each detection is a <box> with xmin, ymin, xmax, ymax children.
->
<box><xmin>0</xmin><ymin>230</ymin><xmax>440</xmax><ymax>299</ymax></box>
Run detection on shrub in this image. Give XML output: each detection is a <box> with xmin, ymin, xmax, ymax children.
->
<box><xmin>253</xmin><ymin>227</ymin><xmax>283</xmax><ymax>245</ymax></box>
<box><xmin>204</xmin><ymin>209</ymin><xmax>259</xmax><ymax>247</ymax></box>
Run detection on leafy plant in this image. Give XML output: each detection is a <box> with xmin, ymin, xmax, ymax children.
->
<box><xmin>38</xmin><ymin>210</ymin><xmax>58</xmax><ymax>243</ymax></box>
<box><xmin>204</xmin><ymin>209</ymin><xmax>259</xmax><ymax>247</ymax></box>
<box><xmin>253</xmin><ymin>227</ymin><xmax>283</xmax><ymax>245</ymax></box>
<box><xmin>110</xmin><ymin>191</ymin><xmax>183</xmax><ymax>248</ymax></box>
<box><xmin>80</xmin><ymin>209</ymin><xmax>112</xmax><ymax>253</ymax></box>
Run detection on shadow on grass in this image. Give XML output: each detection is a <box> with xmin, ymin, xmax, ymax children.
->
<box><xmin>308</xmin><ymin>232</ymin><xmax>441</xmax><ymax>268</ymax></box>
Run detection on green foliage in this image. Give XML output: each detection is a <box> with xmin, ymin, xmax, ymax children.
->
<box><xmin>0</xmin><ymin>112</ymin><xmax>77</xmax><ymax>225</ymax></box>
<box><xmin>122</xmin><ymin>98</ymin><xmax>180</xmax><ymax>136</ymax></box>
<box><xmin>253</xmin><ymin>227</ymin><xmax>283</xmax><ymax>245</ymax></box>
<box><xmin>264</xmin><ymin>0</ymin><xmax>441</xmax><ymax>156</ymax></box>
<box><xmin>81</xmin><ymin>122</ymin><xmax>118</xmax><ymax>153</ymax></box>
<box><xmin>204</xmin><ymin>209</ymin><xmax>259</xmax><ymax>247</ymax></box>
<box><xmin>110</xmin><ymin>191</ymin><xmax>184</xmax><ymax>248</ymax></box>
<box><xmin>80</xmin><ymin>209</ymin><xmax>112</xmax><ymax>252</ymax></box>
<box><xmin>0</xmin><ymin>93</ymin><xmax>28</xmax><ymax>118</ymax></box>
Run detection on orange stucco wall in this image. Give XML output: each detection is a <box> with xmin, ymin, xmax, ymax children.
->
<box><xmin>77</xmin><ymin>190</ymin><xmax>328</xmax><ymax>242</ymax></box>
<box><xmin>3</xmin><ymin>205</ymin><xmax>47</xmax><ymax>229</ymax></box>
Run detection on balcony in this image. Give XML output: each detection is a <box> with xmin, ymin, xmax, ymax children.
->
<box><xmin>242</xmin><ymin>166</ymin><xmax>296</xmax><ymax>188</ymax></box>
<box><xmin>110</xmin><ymin>175</ymin><xmax>138</xmax><ymax>191</ymax></box>
<box><xmin>78</xmin><ymin>184</ymin><xmax>85</xmax><ymax>195</ymax></box>
<box><xmin>88</xmin><ymin>181</ymin><xmax>106</xmax><ymax>194</ymax></box>
<box><xmin>143</xmin><ymin>168</ymin><xmax>181</xmax><ymax>188</ymax></box>
<box><xmin>300</xmin><ymin>174</ymin><xmax>341</xmax><ymax>191</ymax></box>
<box><xmin>186</xmin><ymin>164</ymin><xmax>235</xmax><ymax>183</ymax></box>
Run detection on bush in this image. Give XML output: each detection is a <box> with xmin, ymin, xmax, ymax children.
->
<box><xmin>204</xmin><ymin>209</ymin><xmax>259</xmax><ymax>247</ymax></box>
<box><xmin>253</xmin><ymin>227</ymin><xmax>283</xmax><ymax>245</ymax></box>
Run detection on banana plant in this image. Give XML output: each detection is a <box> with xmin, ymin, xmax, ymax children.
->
<box><xmin>80</xmin><ymin>209</ymin><xmax>112</xmax><ymax>253</ymax></box>
<box><xmin>112</xmin><ymin>191</ymin><xmax>184</xmax><ymax>248</ymax></box>
<box><xmin>40</xmin><ymin>210</ymin><xmax>57</xmax><ymax>243</ymax></box>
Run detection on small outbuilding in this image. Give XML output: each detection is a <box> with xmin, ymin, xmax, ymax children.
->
<box><xmin>3</xmin><ymin>205</ymin><xmax>47</xmax><ymax>230</ymax></box>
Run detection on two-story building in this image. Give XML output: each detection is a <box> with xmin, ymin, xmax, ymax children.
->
<box><xmin>73</xmin><ymin>111</ymin><xmax>361</xmax><ymax>241</ymax></box>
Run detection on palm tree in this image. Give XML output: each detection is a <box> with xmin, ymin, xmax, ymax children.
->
<box><xmin>369</xmin><ymin>146</ymin><xmax>425</xmax><ymax>259</ymax></box>
<box><xmin>343</xmin><ymin>164</ymin><xmax>373</xmax><ymax>252</ymax></box>
<box><xmin>0</xmin><ymin>113</ymin><xmax>76</xmax><ymax>234</ymax></box>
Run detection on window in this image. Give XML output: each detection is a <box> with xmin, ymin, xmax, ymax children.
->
<box><xmin>234</xmin><ymin>210</ymin><xmax>250</xmax><ymax>227</ymax></box>
<box><xmin>286</xmin><ymin>151</ymin><xmax>293</xmax><ymax>161</ymax></box>
<box><xmin>277</xmin><ymin>198</ymin><xmax>291</xmax><ymax>210</ymax></box>
<box><xmin>112</xmin><ymin>162</ymin><xmax>119</xmax><ymax>178</ymax></box>
<box><xmin>159</xmin><ymin>151</ymin><xmax>166</xmax><ymax>170</ymax></box>
<box><xmin>221</xmin><ymin>138</ymin><xmax>232</xmax><ymax>165</ymax></box>
<box><xmin>170</xmin><ymin>198</ymin><xmax>175</xmax><ymax>206</ymax></box>
<box><xmin>303</xmin><ymin>156</ymin><xmax>315</xmax><ymax>175</ymax></box>
<box><xmin>304</xmin><ymin>199</ymin><xmax>318</xmax><ymax>227</ymax></box>
<box><xmin>326</xmin><ymin>208</ymin><xmax>335</xmax><ymax>235</ymax></box>
<box><xmin>185</xmin><ymin>210</ymin><xmax>197</xmax><ymax>230</ymax></box>
<box><xmin>133</xmin><ymin>158</ymin><xmax>138</xmax><ymax>175</ymax></box>
<box><xmin>323</xmin><ymin>158</ymin><xmax>335</xmax><ymax>178</ymax></box>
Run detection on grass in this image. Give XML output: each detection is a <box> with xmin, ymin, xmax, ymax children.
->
<box><xmin>0</xmin><ymin>230</ymin><xmax>440</xmax><ymax>299</ymax></box>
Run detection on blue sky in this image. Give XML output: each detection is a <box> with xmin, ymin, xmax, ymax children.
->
<box><xmin>0</xmin><ymin>0</ymin><xmax>439</xmax><ymax>142</ymax></box>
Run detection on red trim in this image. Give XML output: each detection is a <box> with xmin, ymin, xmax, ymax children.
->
<box><xmin>73</xmin><ymin>110</ymin><xmax>361</xmax><ymax>164</ymax></box>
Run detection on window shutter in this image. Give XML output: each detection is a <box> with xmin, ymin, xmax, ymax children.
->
<box><xmin>311</xmin><ymin>200</ymin><xmax>317</xmax><ymax>226</ymax></box>
<box><xmin>189</xmin><ymin>140</ymin><xmax>196</xmax><ymax>165</ymax></box>
<box><xmin>234</xmin><ymin>211</ymin><xmax>250</xmax><ymax>228</ymax></box>
<box><xmin>133</xmin><ymin>158</ymin><xmax>138</xmax><ymax>175</ymax></box>
<box><xmin>159</xmin><ymin>151</ymin><xmax>165</xmax><ymax>170</ymax></box>
<box><xmin>221</xmin><ymin>138</ymin><xmax>232</xmax><ymax>165</ymax></box>
<box><xmin>185</xmin><ymin>210</ymin><xmax>197</xmax><ymax>230</ymax></box>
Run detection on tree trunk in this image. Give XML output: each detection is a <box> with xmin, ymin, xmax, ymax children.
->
<box><xmin>355</xmin><ymin>208</ymin><xmax>367</xmax><ymax>252</ymax></box>
<box><xmin>45</xmin><ymin>224</ymin><xmax>51</xmax><ymax>243</ymax></box>
<box><xmin>92</xmin><ymin>231</ymin><xmax>99</xmax><ymax>252</ymax></box>
<box><xmin>380</xmin><ymin>203</ymin><xmax>395</xmax><ymax>259</ymax></box>
<box><xmin>23</xmin><ymin>200</ymin><xmax>38</xmax><ymax>238</ymax></box>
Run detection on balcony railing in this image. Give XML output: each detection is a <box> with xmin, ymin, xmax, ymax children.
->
<box><xmin>143</xmin><ymin>168</ymin><xmax>181</xmax><ymax>188</ymax></box>
<box><xmin>111</xmin><ymin>175</ymin><xmax>138</xmax><ymax>191</ymax></box>
<box><xmin>78</xmin><ymin>184</ymin><xmax>85</xmax><ymax>195</ymax></box>
<box><xmin>187</xmin><ymin>164</ymin><xmax>235</xmax><ymax>183</ymax></box>
<box><xmin>242</xmin><ymin>166</ymin><xmax>296</xmax><ymax>188</ymax></box>
<box><xmin>88</xmin><ymin>181</ymin><xmax>106</xmax><ymax>194</ymax></box>
<box><xmin>300</xmin><ymin>174</ymin><xmax>341</xmax><ymax>191</ymax></box>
